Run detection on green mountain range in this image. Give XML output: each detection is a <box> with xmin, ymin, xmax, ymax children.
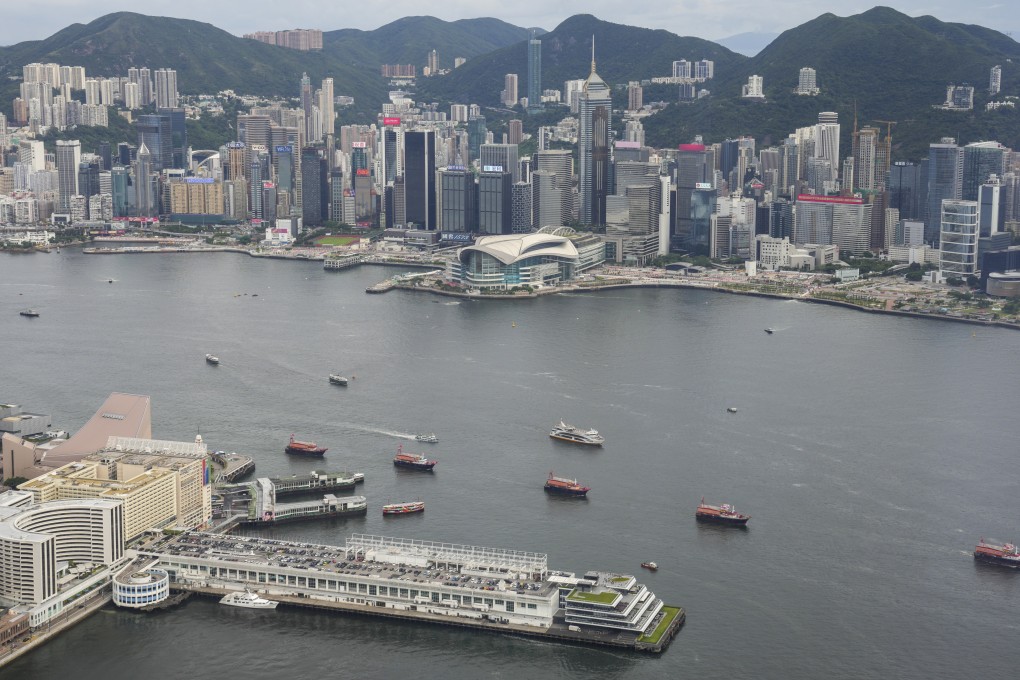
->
<box><xmin>416</xmin><ymin>14</ymin><xmax>744</xmax><ymax>108</ymax></box>
<box><xmin>641</xmin><ymin>7</ymin><xmax>1020</xmax><ymax>159</ymax></box>
<box><xmin>0</xmin><ymin>13</ymin><xmax>535</xmax><ymax>121</ymax></box>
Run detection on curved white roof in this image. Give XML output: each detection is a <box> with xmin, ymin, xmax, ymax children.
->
<box><xmin>459</xmin><ymin>234</ymin><xmax>578</xmax><ymax>265</ymax></box>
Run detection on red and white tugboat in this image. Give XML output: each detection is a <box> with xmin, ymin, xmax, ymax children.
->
<box><xmin>696</xmin><ymin>497</ymin><xmax>750</xmax><ymax>526</ymax></box>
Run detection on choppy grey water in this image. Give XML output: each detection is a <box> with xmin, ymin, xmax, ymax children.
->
<box><xmin>2</xmin><ymin>249</ymin><xmax>1018</xmax><ymax>679</ymax></box>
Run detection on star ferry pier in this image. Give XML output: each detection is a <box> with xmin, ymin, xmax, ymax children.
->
<box><xmin>136</xmin><ymin>532</ymin><xmax>684</xmax><ymax>653</ymax></box>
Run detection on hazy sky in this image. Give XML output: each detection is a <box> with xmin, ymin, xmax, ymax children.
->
<box><xmin>1</xmin><ymin>1</ymin><xmax>1017</xmax><ymax>47</ymax></box>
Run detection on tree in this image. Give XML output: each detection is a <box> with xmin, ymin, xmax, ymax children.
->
<box><xmin>2</xmin><ymin>477</ymin><xmax>28</xmax><ymax>488</ymax></box>
<box><xmin>905</xmin><ymin>270</ymin><xmax>923</xmax><ymax>281</ymax></box>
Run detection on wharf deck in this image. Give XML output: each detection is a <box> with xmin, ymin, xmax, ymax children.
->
<box><xmin>182</xmin><ymin>584</ymin><xmax>682</xmax><ymax>653</ymax></box>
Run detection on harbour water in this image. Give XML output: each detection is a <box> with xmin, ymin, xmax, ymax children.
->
<box><xmin>2</xmin><ymin>249</ymin><xmax>1018</xmax><ymax>679</ymax></box>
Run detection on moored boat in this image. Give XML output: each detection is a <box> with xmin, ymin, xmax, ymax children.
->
<box><xmin>205</xmin><ymin>354</ymin><xmax>219</xmax><ymax>365</ymax></box>
<box><xmin>382</xmin><ymin>500</ymin><xmax>425</xmax><ymax>515</ymax></box>
<box><xmin>415</xmin><ymin>433</ymin><xmax>438</xmax><ymax>443</ymax></box>
<box><xmin>219</xmin><ymin>588</ymin><xmax>278</xmax><ymax>609</ymax></box>
<box><xmin>285</xmin><ymin>434</ymin><xmax>327</xmax><ymax>456</ymax></box>
<box><xmin>696</xmin><ymin>497</ymin><xmax>750</xmax><ymax>525</ymax></box>
<box><xmin>641</xmin><ymin>562</ymin><xmax>658</xmax><ymax>571</ymax></box>
<box><xmin>544</xmin><ymin>472</ymin><xmax>590</xmax><ymax>497</ymax></box>
<box><xmin>974</xmin><ymin>538</ymin><xmax>1020</xmax><ymax>568</ymax></box>
<box><xmin>329</xmin><ymin>374</ymin><xmax>349</xmax><ymax>386</ymax></box>
<box><xmin>19</xmin><ymin>309</ymin><xmax>40</xmax><ymax>318</ymax></box>
<box><xmin>393</xmin><ymin>444</ymin><xmax>436</xmax><ymax>471</ymax></box>
<box><xmin>549</xmin><ymin>420</ymin><xmax>605</xmax><ymax>446</ymax></box>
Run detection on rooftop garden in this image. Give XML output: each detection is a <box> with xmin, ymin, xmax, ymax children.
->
<box><xmin>566</xmin><ymin>589</ymin><xmax>619</xmax><ymax>605</ymax></box>
<box><xmin>637</xmin><ymin>606</ymin><xmax>683</xmax><ymax>645</ymax></box>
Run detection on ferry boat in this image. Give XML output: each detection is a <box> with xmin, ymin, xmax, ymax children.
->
<box><xmin>382</xmin><ymin>500</ymin><xmax>425</xmax><ymax>515</ymax></box>
<box><xmin>415</xmin><ymin>433</ymin><xmax>438</xmax><ymax>443</ymax></box>
<box><xmin>329</xmin><ymin>374</ymin><xmax>349</xmax><ymax>386</ymax></box>
<box><xmin>352</xmin><ymin>472</ymin><xmax>365</xmax><ymax>484</ymax></box>
<box><xmin>19</xmin><ymin>309</ymin><xmax>40</xmax><ymax>318</ymax></box>
<box><xmin>974</xmin><ymin>538</ymin><xmax>1020</xmax><ymax>568</ymax></box>
<box><xmin>393</xmin><ymin>444</ymin><xmax>436</xmax><ymax>471</ymax></box>
<box><xmin>549</xmin><ymin>421</ymin><xmax>605</xmax><ymax>446</ymax></box>
<box><xmin>205</xmin><ymin>354</ymin><xmax>220</xmax><ymax>365</ymax></box>
<box><xmin>219</xmin><ymin>588</ymin><xmax>278</xmax><ymax>609</ymax></box>
<box><xmin>641</xmin><ymin>562</ymin><xmax>658</xmax><ymax>571</ymax></box>
<box><xmin>696</xmin><ymin>498</ymin><xmax>750</xmax><ymax>526</ymax></box>
<box><xmin>544</xmin><ymin>472</ymin><xmax>590</xmax><ymax>497</ymax></box>
<box><xmin>285</xmin><ymin>434</ymin><xmax>327</xmax><ymax>456</ymax></box>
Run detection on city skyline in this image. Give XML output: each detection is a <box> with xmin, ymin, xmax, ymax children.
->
<box><xmin>1</xmin><ymin>2</ymin><xmax>1018</xmax><ymax>50</ymax></box>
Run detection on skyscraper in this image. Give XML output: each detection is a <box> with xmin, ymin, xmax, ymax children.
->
<box><xmin>797</xmin><ymin>68</ymin><xmax>819</xmax><ymax>95</ymax></box>
<box><xmin>478</xmin><ymin>170</ymin><xmax>513</xmax><ymax>234</ymax></box>
<box><xmin>962</xmin><ymin>141</ymin><xmax>1006</xmax><ymax>201</ymax></box>
<box><xmin>134</xmin><ymin>143</ymin><xmax>153</xmax><ymax>218</ymax></box>
<box><xmin>674</xmin><ymin>144</ymin><xmax>710</xmax><ymax>250</ymax></box>
<box><xmin>320</xmin><ymin>78</ymin><xmax>335</xmax><ymax>138</ymax></box>
<box><xmin>990</xmin><ymin>65</ymin><xmax>1002</xmax><ymax>95</ymax></box>
<box><xmin>578</xmin><ymin>42</ymin><xmax>612</xmax><ymax>225</ymax></box>
<box><xmin>301</xmin><ymin>147</ymin><xmax>326</xmax><ymax>226</ymax></box>
<box><xmin>154</xmin><ymin>69</ymin><xmax>178</xmax><ymax>109</ymax></box>
<box><xmin>300</xmin><ymin>73</ymin><xmax>313</xmax><ymax>141</ymax></box>
<box><xmin>158</xmin><ymin>108</ymin><xmax>188</xmax><ymax>169</ymax></box>
<box><xmin>403</xmin><ymin>130</ymin><xmax>436</xmax><ymax>230</ymax></box>
<box><xmin>507</xmin><ymin>120</ymin><xmax>523</xmax><ymax>146</ymax></box>
<box><xmin>527</xmin><ymin>37</ymin><xmax>542</xmax><ymax>113</ymax></box>
<box><xmin>502</xmin><ymin>74</ymin><xmax>519</xmax><ymax>107</ymax></box>
<box><xmin>888</xmin><ymin>162</ymin><xmax>924</xmax><ymax>222</ymax></box>
<box><xmin>438</xmin><ymin>167</ymin><xmax>477</xmax><ymax>232</ymax></box>
<box><xmin>480</xmin><ymin>144</ymin><xmax>520</xmax><ymax>183</ymax></box>
<box><xmin>55</xmin><ymin>139</ymin><xmax>81</xmax><ymax>212</ymax></box>
<box><xmin>136</xmin><ymin>114</ymin><xmax>173</xmax><ymax>171</ymax></box>
<box><xmin>427</xmin><ymin>50</ymin><xmax>439</xmax><ymax>76</ymax></box>
<box><xmin>926</xmin><ymin>138</ymin><xmax>964</xmax><ymax>243</ymax></box>
<box><xmin>939</xmin><ymin>200</ymin><xmax>979</xmax><ymax>275</ymax></box>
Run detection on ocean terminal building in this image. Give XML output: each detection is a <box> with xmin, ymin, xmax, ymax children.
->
<box><xmin>139</xmin><ymin>532</ymin><xmax>682</xmax><ymax>650</ymax></box>
<box><xmin>447</xmin><ymin>228</ymin><xmax>605</xmax><ymax>290</ymax></box>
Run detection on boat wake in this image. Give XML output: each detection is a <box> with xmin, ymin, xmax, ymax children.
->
<box><xmin>334</xmin><ymin>421</ymin><xmax>416</xmax><ymax>440</ymax></box>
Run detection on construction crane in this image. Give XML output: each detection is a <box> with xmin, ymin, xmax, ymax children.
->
<box><xmin>872</xmin><ymin>119</ymin><xmax>897</xmax><ymax>142</ymax></box>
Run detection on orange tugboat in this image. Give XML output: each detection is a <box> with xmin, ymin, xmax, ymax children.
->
<box><xmin>393</xmin><ymin>444</ymin><xmax>437</xmax><ymax>471</ymax></box>
<box><xmin>974</xmin><ymin>538</ymin><xmax>1020</xmax><ymax>568</ymax></box>
<box><xmin>544</xmin><ymin>472</ymin><xmax>590</xmax><ymax>497</ymax></box>
<box><xmin>695</xmin><ymin>497</ymin><xmax>750</xmax><ymax>526</ymax></box>
<box><xmin>285</xmin><ymin>434</ymin><xmax>327</xmax><ymax>456</ymax></box>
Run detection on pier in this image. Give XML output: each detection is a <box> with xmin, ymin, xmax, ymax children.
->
<box><xmin>324</xmin><ymin>254</ymin><xmax>365</xmax><ymax>270</ymax></box>
<box><xmin>210</xmin><ymin>451</ymin><xmax>255</xmax><ymax>483</ymax></box>
<box><xmin>134</xmin><ymin>532</ymin><xmax>683</xmax><ymax>654</ymax></box>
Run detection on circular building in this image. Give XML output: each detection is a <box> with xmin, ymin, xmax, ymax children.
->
<box><xmin>986</xmin><ymin>272</ymin><xmax>1020</xmax><ymax>298</ymax></box>
<box><xmin>113</xmin><ymin>568</ymin><xmax>170</xmax><ymax>608</ymax></box>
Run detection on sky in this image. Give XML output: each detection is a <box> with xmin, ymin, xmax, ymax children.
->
<box><xmin>1</xmin><ymin>0</ymin><xmax>1017</xmax><ymax>48</ymax></box>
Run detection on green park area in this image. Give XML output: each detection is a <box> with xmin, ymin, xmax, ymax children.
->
<box><xmin>316</xmin><ymin>236</ymin><xmax>360</xmax><ymax>247</ymax></box>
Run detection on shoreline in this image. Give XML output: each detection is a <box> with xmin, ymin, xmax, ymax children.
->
<box><xmin>388</xmin><ymin>280</ymin><xmax>1020</xmax><ymax>331</ymax></box>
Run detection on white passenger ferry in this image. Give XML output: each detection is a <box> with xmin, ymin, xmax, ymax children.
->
<box><xmin>219</xmin><ymin>588</ymin><xmax>278</xmax><ymax>609</ymax></box>
<box><xmin>549</xmin><ymin>421</ymin><xmax>605</xmax><ymax>446</ymax></box>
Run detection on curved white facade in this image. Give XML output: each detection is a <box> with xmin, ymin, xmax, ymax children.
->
<box><xmin>0</xmin><ymin>499</ymin><xmax>123</xmax><ymax>604</ymax></box>
<box><xmin>113</xmin><ymin>568</ymin><xmax>170</xmax><ymax>608</ymax></box>
<box><xmin>449</xmin><ymin>233</ymin><xmax>593</xmax><ymax>290</ymax></box>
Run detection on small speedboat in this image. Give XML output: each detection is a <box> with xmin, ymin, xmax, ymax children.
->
<box><xmin>415</xmin><ymin>433</ymin><xmax>438</xmax><ymax>443</ymax></box>
<box><xmin>764</xmin><ymin>328</ymin><xmax>774</xmax><ymax>334</ymax></box>
<box><xmin>206</xmin><ymin>354</ymin><xmax>220</xmax><ymax>365</ymax></box>
<box><xmin>641</xmin><ymin>562</ymin><xmax>658</xmax><ymax>571</ymax></box>
<box><xmin>727</xmin><ymin>407</ymin><xmax>738</xmax><ymax>413</ymax></box>
<box><xmin>19</xmin><ymin>309</ymin><xmax>40</xmax><ymax>318</ymax></box>
<box><xmin>329</xmin><ymin>374</ymin><xmax>349</xmax><ymax>386</ymax></box>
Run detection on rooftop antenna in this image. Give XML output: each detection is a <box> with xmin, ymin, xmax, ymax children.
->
<box><xmin>591</xmin><ymin>35</ymin><xmax>596</xmax><ymax>75</ymax></box>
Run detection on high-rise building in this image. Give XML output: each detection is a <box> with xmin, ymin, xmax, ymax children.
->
<box><xmin>814</xmin><ymin>112</ymin><xmax>840</xmax><ymax>187</ymax></box>
<box><xmin>301</xmin><ymin>147</ymin><xmax>326</xmax><ymax>227</ymax></box>
<box><xmin>480</xmin><ymin>143</ymin><xmax>520</xmax><ymax>183</ymax></box>
<box><xmin>674</xmin><ymin>144</ymin><xmax>710</xmax><ymax>250</ymax></box>
<box><xmin>403</xmin><ymin>130</ymin><xmax>436</xmax><ymax>229</ymax></box>
<box><xmin>55</xmin><ymin>140</ymin><xmax>81</xmax><ymax>212</ymax></box>
<box><xmin>158</xmin><ymin>108</ymin><xmax>188</xmax><ymax>169</ymax></box>
<box><xmin>794</xmin><ymin>194</ymin><xmax>872</xmax><ymax>255</ymax></box>
<box><xmin>527</xmin><ymin>37</ymin><xmax>542</xmax><ymax>113</ymax></box>
<box><xmin>134</xmin><ymin>143</ymin><xmax>154</xmax><ymax>218</ymax></box>
<box><xmin>978</xmin><ymin>177</ymin><xmax>1006</xmax><ymax>237</ymax></box>
<box><xmin>694</xmin><ymin>60</ymin><xmax>714</xmax><ymax>80</ymax></box>
<box><xmin>502</xmin><ymin>74</ymin><xmax>519</xmax><ymax>107</ymax></box>
<box><xmin>154</xmin><ymin>69</ymin><xmax>178</xmax><ymax>109</ymax></box>
<box><xmin>320</xmin><ymin>78</ymin><xmax>335</xmax><ymax>138</ymax></box>
<box><xmin>939</xmin><ymin>199</ymin><xmax>979</xmax><ymax>275</ymax></box>
<box><xmin>989</xmin><ymin>65</ymin><xmax>1002</xmax><ymax>95</ymax></box>
<box><xmin>136</xmin><ymin>114</ymin><xmax>173</xmax><ymax>171</ymax></box>
<box><xmin>578</xmin><ymin>44</ymin><xmax>612</xmax><ymax>225</ymax></box>
<box><xmin>672</xmin><ymin>60</ymin><xmax>692</xmax><ymax>79</ymax></box>
<box><xmin>478</xmin><ymin>170</ymin><xmax>513</xmax><ymax>234</ymax></box>
<box><xmin>889</xmin><ymin>162</ymin><xmax>924</xmax><ymax>222</ymax></box>
<box><xmin>926</xmin><ymin>138</ymin><xmax>964</xmax><ymax>243</ymax></box>
<box><xmin>627</xmin><ymin>82</ymin><xmax>643</xmax><ymax>111</ymax></box>
<box><xmin>427</xmin><ymin>50</ymin><xmax>439</xmax><ymax>76</ymax></box>
<box><xmin>511</xmin><ymin>182</ymin><xmax>533</xmax><ymax>233</ymax></box>
<box><xmin>467</xmin><ymin>116</ymin><xmax>487</xmax><ymax>163</ymax></box>
<box><xmin>742</xmin><ymin>75</ymin><xmax>764</xmax><ymax>99</ymax></box>
<box><xmin>508</xmin><ymin>120</ymin><xmax>523</xmax><ymax>146</ymax></box>
<box><xmin>852</xmin><ymin>126</ymin><xmax>888</xmax><ymax>192</ymax></box>
<box><xmin>300</xmin><ymin>73</ymin><xmax>313</xmax><ymax>142</ymax></box>
<box><xmin>437</xmin><ymin>167</ymin><xmax>477</xmax><ymax>232</ymax></box>
<box><xmin>797</xmin><ymin>67</ymin><xmax>819</xmax><ymax>95</ymax></box>
<box><xmin>962</xmin><ymin>141</ymin><xmax>1006</xmax><ymax>201</ymax></box>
